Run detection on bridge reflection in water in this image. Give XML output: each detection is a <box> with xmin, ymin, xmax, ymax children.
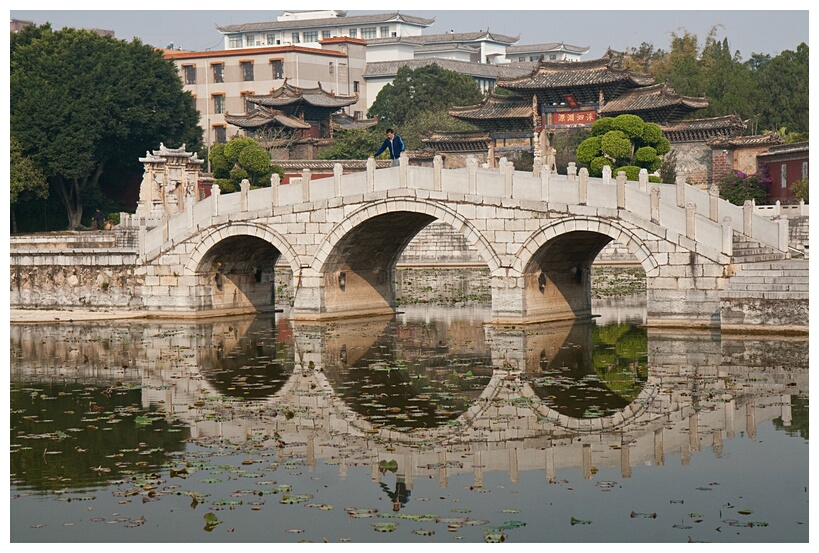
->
<box><xmin>10</xmin><ymin>306</ymin><xmax>807</xmax><ymax>492</ymax></box>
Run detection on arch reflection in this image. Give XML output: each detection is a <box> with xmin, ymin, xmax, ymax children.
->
<box><xmin>320</xmin><ymin>315</ymin><xmax>493</xmax><ymax>430</ymax></box>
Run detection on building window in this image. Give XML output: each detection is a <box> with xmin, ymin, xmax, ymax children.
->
<box><xmin>530</xmin><ymin>56</ymin><xmax>539</xmax><ymax>61</ymax></box>
<box><xmin>781</xmin><ymin>164</ymin><xmax>787</xmax><ymax>188</ymax></box>
<box><xmin>322</xmin><ymin>30</ymin><xmax>332</xmax><ymax>40</ymax></box>
<box><xmin>518</xmin><ymin>56</ymin><xmax>526</xmax><ymax>62</ymax></box>
<box><xmin>241</xmin><ymin>92</ymin><xmax>255</xmax><ymax>112</ymax></box>
<box><xmin>246</xmin><ymin>34</ymin><xmax>259</xmax><ymax>47</ymax></box>
<box><xmin>801</xmin><ymin>161</ymin><xmax>808</xmax><ymax>179</ymax></box>
<box><xmin>266</xmin><ymin>33</ymin><xmax>277</xmax><ymax>45</ymax></box>
<box><xmin>349</xmin><ymin>28</ymin><xmax>357</xmax><ymax>38</ymax></box>
<box><xmin>329</xmin><ymin>61</ymin><xmax>335</xmax><ymax>74</ymax></box>
<box><xmin>212</xmin><ymin>63</ymin><xmax>224</xmax><ymax>83</ymax></box>
<box><xmin>353</xmin><ymin>81</ymin><xmax>359</xmax><ymax>93</ymax></box>
<box><xmin>291</xmin><ymin>32</ymin><xmax>300</xmax><ymax>43</ymax></box>
<box><xmin>182</xmin><ymin>64</ymin><xmax>196</xmax><ymax>85</ymax></box>
<box><xmin>271</xmin><ymin>59</ymin><xmax>284</xmax><ymax>79</ymax></box>
<box><xmin>241</xmin><ymin>61</ymin><xmax>254</xmax><ymax>81</ymax></box>
<box><xmin>213</xmin><ymin>94</ymin><xmax>225</xmax><ymax>114</ymax></box>
<box><xmin>361</xmin><ymin>27</ymin><xmax>377</xmax><ymax>39</ymax></box>
<box><xmin>228</xmin><ymin>35</ymin><xmax>242</xmax><ymax>48</ymax></box>
<box><xmin>380</xmin><ymin>26</ymin><xmax>390</xmax><ymax>37</ymax></box>
<box><xmin>354</xmin><ymin>111</ymin><xmax>362</xmax><ymax>120</ymax></box>
<box><xmin>214</xmin><ymin>125</ymin><xmax>226</xmax><ymax>144</ymax></box>
<box><xmin>303</xmin><ymin>31</ymin><xmax>318</xmax><ymax>42</ymax></box>
<box><xmin>549</xmin><ymin>54</ymin><xmax>557</xmax><ymax>60</ymax></box>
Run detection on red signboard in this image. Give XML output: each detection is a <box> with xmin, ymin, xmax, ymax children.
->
<box><xmin>547</xmin><ymin>110</ymin><xmax>598</xmax><ymax>128</ymax></box>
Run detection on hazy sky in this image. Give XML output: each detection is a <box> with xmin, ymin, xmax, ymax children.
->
<box><xmin>10</xmin><ymin>2</ymin><xmax>811</xmax><ymax>60</ymax></box>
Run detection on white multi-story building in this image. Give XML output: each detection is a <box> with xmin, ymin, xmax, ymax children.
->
<box><xmin>168</xmin><ymin>10</ymin><xmax>591</xmax><ymax>148</ymax></box>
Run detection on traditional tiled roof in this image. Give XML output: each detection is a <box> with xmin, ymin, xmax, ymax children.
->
<box><xmin>449</xmin><ymin>93</ymin><xmax>533</xmax><ymax>120</ymax></box>
<box><xmin>415</xmin><ymin>43</ymin><xmax>481</xmax><ymax>55</ymax></box>
<box><xmin>248</xmin><ymin>80</ymin><xmax>359</xmax><ymax>110</ymax></box>
<box><xmin>224</xmin><ymin>106</ymin><xmax>311</xmax><ymax>130</ymax></box>
<box><xmin>708</xmin><ymin>131</ymin><xmax>784</xmax><ymax>148</ymax></box>
<box><xmin>497</xmin><ymin>49</ymin><xmax>655</xmax><ymax>104</ymax></box>
<box><xmin>216</xmin><ymin>12</ymin><xmax>434</xmax><ymax>34</ymax></box>
<box><xmin>661</xmin><ymin>115</ymin><xmax>746</xmax><ymax>143</ymax></box>
<box><xmin>756</xmin><ymin>141</ymin><xmax>809</xmax><ymax>159</ymax></box>
<box><xmin>507</xmin><ymin>42</ymin><xmax>589</xmax><ymax>55</ymax></box>
<box><xmin>363</xmin><ymin>58</ymin><xmax>532</xmax><ymax>79</ymax></box>
<box><xmin>599</xmin><ymin>82</ymin><xmax>709</xmax><ymax>123</ymax></box>
<box><xmin>422</xmin><ymin>131</ymin><xmax>490</xmax><ymax>152</ymax></box>
<box><xmin>448</xmin><ymin>93</ymin><xmax>533</xmax><ymax>132</ymax></box>
<box><xmin>331</xmin><ymin>112</ymin><xmax>378</xmax><ymax>131</ymax></box>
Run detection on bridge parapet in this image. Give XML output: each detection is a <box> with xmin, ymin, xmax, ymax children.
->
<box><xmin>142</xmin><ymin>156</ymin><xmax>786</xmax><ymax>264</ymax></box>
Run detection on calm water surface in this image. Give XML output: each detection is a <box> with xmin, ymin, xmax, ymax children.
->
<box><xmin>9</xmin><ymin>300</ymin><xmax>809</xmax><ymax>543</ymax></box>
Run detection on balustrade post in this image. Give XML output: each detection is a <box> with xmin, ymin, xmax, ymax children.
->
<box><xmin>686</xmin><ymin>203</ymin><xmax>696</xmax><ymax>239</ymax></box>
<box><xmin>743</xmin><ymin>200</ymin><xmax>754</xmax><ymax>236</ymax></box>
<box><xmin>433</xmin><ymin>155</ymin><xmax>443</xmax><ymax>191</ymax></box>
<box><xmin>676</xmin><ymin>175</ymin><xmax>686</xmax><ymax>208</ymax></box>
<box><xmin>502</xmin><ymin>157</ymin><xmax>513</xmax><ymax>198</ymax></box>
<box><xmin>366</xmin><ymin>156</ymin><xmax>376</xmax><ymax>192</ymax></box>
<box><xmin>533</xmin><ymin>156</ymin><xmax>543</xmax><ymax>178</ymax></box>
<box><xmin>722</xmin><ymin>216</ymin><xmax>733</xmax><ymax>256</ymax></box>
<box><xmin>240</xmin><ymin>178</ymin><xmax>250</xmax><ymax>211</ymax></box>
<box><xmin>187</xmin><ymin>193</ymin><xmax>195</xmax><ymax>228</ymax></box>
<box><xmin>333</xmin><ymin>163</ymin><xmax>343</xmax><ymax>197</ymax></box>
<box><xmin>578</xmin><ymin>167</ymin><xmax>588</xmax><ymax>205</ymax></box>
<box><xmin>301</xmin><ymin>169</ymin><xmax>311</xmax><ymax>203</ymax></box>
<box><xmin>616</xmin><ymin>171</ymin><xmax>627</xmax><ymax>209</ymax></box>
<box><xmin>650</xmin><ymin>186</ymin><xmax>660</xmax><ymax>224</ymax></box>
<box><xmin>270</xmin><ymin>173</ymin><xmax>280</xmax><ymax>206</ymax></box>
<box><xmin>467</xmin><ymin>156</ymin><xmax>478</xmax><ymax>195</ymax></box>
<box><xmin>777</xmin><ymin>218</ymin><xmax>789</xmax><ymax>253</ymax></box>
<box><xmin>709</xmin><ymin>184</ymin><xmax>719</xmax><ymax>221</ymax></box>
<box><xmin>639</xmin><ymin>168</ymin><xmax>648</xmax><ymax>193</ymax></box>
<box><xmin>602</xmin><ymin>164</ymin><xmax>612</xmax><ymax>185</ymax></box>
<box><xmin>541</xmin><ymin>164</ymin><xmax>551</xmax><ymax>202</ymax></box>
<box><xmin>399</xmin><ymin>151</ymin><xmax>408</xmax><ymax>188</ymax></box>
<box><xmin>567</xmin><ymin>161</ymin><xmax>577</xmax><ymax>182</ymax></box>
<box><xmin>774</xmin><ymin>200</ymin><xmax>782</xmax><ymax>217</ymax></box>
<box><xmin>211</xmin><ymin>183</ymin><xmax>221</xmax><ymax>217</ymax></box>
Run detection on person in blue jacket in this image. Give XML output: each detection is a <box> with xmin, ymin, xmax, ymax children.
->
<box><xmin>374</xmin><ymin>128</ymin><xmax>405</xmax><ymax>166</ymax></box>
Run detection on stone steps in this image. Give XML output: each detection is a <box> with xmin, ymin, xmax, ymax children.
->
<box><xmin>723</xmin><ymin>259</ymin><xmax>810</xmax><ymax>298</ymax></box>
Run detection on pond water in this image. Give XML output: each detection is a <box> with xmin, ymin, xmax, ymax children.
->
<box><xmin>9</xmin><ymin>299</ymin><xmax>809</xmax><ymax>543</ymax></box>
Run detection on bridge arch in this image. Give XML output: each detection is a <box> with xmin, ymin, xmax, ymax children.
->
<box><xmin>184</xmin><ymin>222</ymin><xmax>300</xmax><ymax>313</ymax></box>
<box><xmin>513</xmin><ymin>217</ymin><xmax>660</xmax><ymax>322</ymax></box>
<box><xmin>299</xmin><ymin>198</ymin><xmax>501</xmax><ymax>319</ymax></box>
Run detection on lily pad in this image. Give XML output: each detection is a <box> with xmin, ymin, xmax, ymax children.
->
<box><xmin>570</xmin><ymin>517</ymin><xmax>592</xmax><ymax>525</ymax></box>
<box><xmin>373</xmin><ymin>522</ymin><xmax>397</xmax><ymax>532</ymax></box>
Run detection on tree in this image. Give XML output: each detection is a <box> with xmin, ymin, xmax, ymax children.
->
<box><xmin>209</xmin><ymin>136</ymin><xmax>278</xmax><ymax>192</ymax></box>
<box><xmin>755</xmin><ymin>43</ymin><xmax>809</xmax><ymax>134</ymax></box>
<box><xmin>10</xmin><ymin>135</ymin><xmax>49</xmax><ymax>234</ymax></box>
<box><xmin>10</xmin><ymin>24</ymin><xmax>202</xmax><ymax>229</ymax></box>
<box><xmin>576</xmin><ymin>114</ymin><xmax>669</xmax><ymax>179</ymax></box>
<box><xmin>318</xmin><ymin>129</ymin><xmax>384</xmax><ymax>160</ymax></box>
<box><xmin>367</xmin><ymin>64</ymin><xmax>483</xmax><ymax>128</ymax></box>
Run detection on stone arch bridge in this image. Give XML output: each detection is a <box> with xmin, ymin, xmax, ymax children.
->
<box><xmin>131</xmin><ymin>156</ymin><xmax>788</xmax><ymax>327</ymax></box>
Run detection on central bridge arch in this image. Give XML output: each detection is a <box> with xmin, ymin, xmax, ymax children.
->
<box><xmin>296</xmin><ymin>198</ymin><xmax>503</xmax><ymax>319</ymax></box>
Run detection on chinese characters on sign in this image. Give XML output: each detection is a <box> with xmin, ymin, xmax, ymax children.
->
<box><xmin>546</xmin><ymin>110</ymin><xmax>598</xmax><ymax>128</ymax></box>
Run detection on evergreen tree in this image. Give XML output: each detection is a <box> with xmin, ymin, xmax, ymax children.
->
<box><xmin>10</xmin><ymin>24</ymin><xmax>202</xmax><ymax>229</ymax></box>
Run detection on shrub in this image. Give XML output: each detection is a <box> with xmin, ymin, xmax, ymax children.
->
<box><xmin>591</xmin><ymin>117</ymin><xmax>615</xmax><ymax>137</ymax></box>
<box><xmin>590</xmin><ymin>156</ymin><xmax>614</xmax><ymax>177</ymax></box>
<box><xmin>715</xmin><ymin>169</ymin><xmax>771</xmax><ymax>205</ymax></box>
<box><xmin>610</xmin><ymin>114</ymin><xmax>645</xmax><ymax>140</ymax></box>
<box><xmin>600</xmin><ymin>130</ymin><xmax>631</xmax><ymax>161</ymax></box>
<box><xmin>576</xmin><ymin>136</ymin><xmax>602</xmax><ymax>165</ymax></box>
<box><xmin>790</xmin><ymin>176</ymin><xmax>809</xmax><ymax>203</ymax></box>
